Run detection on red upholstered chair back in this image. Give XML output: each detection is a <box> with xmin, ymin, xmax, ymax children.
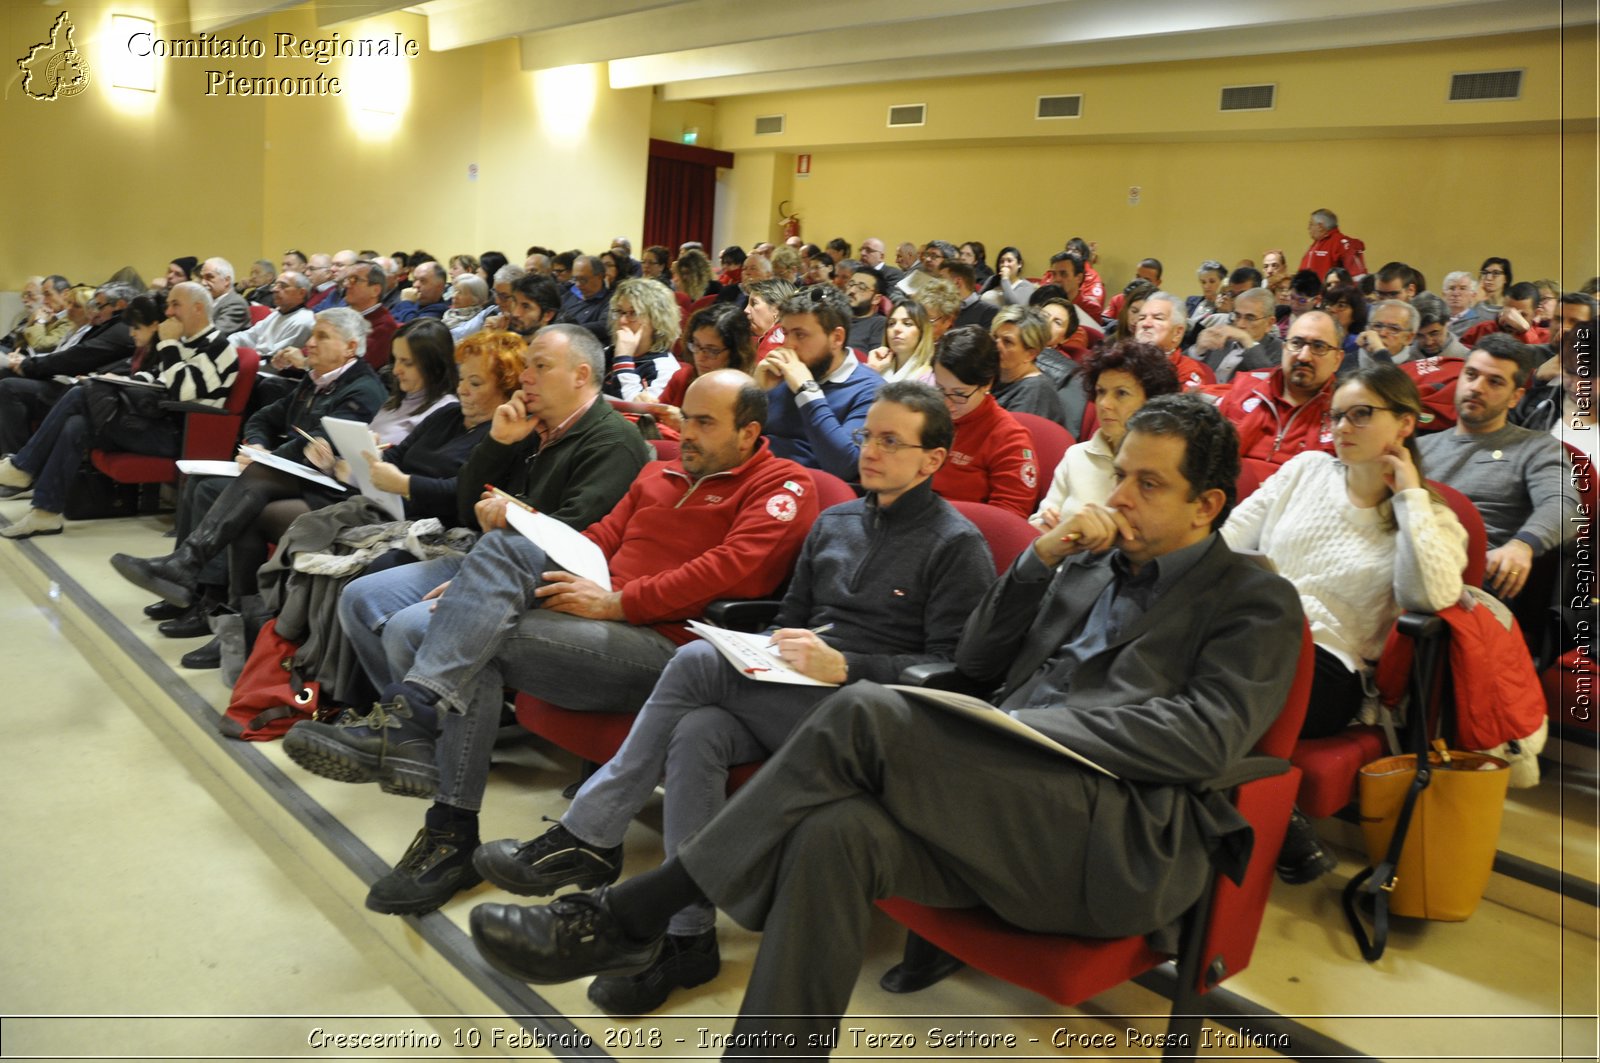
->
<box><xmin>1008</xmin><ymin>411</ymin><xmax>1075</xmax><ymax>504</ymax></box>
<box><xmin>1236</xmin><ymin>457</ymin><xmax>1279</xmax><ymax>500</ymax></box>
<box><xmin>649</xmin><ymin>437</ymin><xmax>680</xmax><ymax>462</ymax></box>
<box><xmin>1428</xmin><ymin>480</ymin><xmax>1486</xmax><ymax>588</ymax></box>
<box><xmin>807</xmin><ymin>468</ymin><xmax>860</xmax><ymax>511</ymax></box>
<box><xmin>948</xmin><ymin>500</ymin><xmax>1037</xmax><ymax>576</ymax></box>
<box><xmin>247</xmin><ymin>304</ymin><xmax>271</xmax><ymax>325</ymax></box>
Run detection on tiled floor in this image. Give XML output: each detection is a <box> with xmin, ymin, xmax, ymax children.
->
<box><xmin>1</xmin><ymin>499</ymin><xmax>1595</xmax><ymax>1062</ymax></box>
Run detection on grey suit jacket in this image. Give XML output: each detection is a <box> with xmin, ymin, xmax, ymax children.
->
<box><xmin>211</xmin><ymin>291</ymin><xmax>251</xmax><ymax>339</ymax></box>
<box><xmin>954</xmin><ymin>535</ymin><xmax>1303</xmax><ymax>933</ymax></box>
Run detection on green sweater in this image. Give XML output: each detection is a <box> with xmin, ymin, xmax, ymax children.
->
<box><xmin>455</xmin><ymin>396</ymin><xmax>652</xmax><ymax>531</ymax></box>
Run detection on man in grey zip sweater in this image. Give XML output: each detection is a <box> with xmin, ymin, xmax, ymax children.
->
<box><xmin>471</xmin><ymin>380</ymin><xmax>995</xmax><ymax>1015</ymax></box>
<box><xmin>1419</xmin><ymin>334</ymin><xmax>1577</xmax><ymax>603</ymax></box>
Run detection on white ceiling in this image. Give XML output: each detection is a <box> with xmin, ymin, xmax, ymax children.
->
<box><xmin>189</xmin><ymin>0</ymin><xmax>1582</xmax><ymax>100</ymax></box>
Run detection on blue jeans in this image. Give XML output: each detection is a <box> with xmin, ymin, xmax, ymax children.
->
<box><xmin>562</xmin><ymin>640</ymin><xmax>834</xmax><ymax>935</ymax></box>
<box><xmin>11</xmin><ymin>384</ymin><xmax>177</xmax><ymax>513</ymax></box>
<box><xmin>348</xmin><ymin>530</ymin><xmax>679</xmax><ymax>810</ymax></box>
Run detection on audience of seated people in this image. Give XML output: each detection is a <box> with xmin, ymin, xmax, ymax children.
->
<box><xmin>4</xmin><ymin>223</ymin><xmax>1592</xmax><ymax>1050</ymax></box>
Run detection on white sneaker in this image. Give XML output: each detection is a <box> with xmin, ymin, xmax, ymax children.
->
<box><xmin>0</xmin><ymin>508</ymin><xmax>63</xmax><ymax>539</ymax></box>
<box><xmin>0</xmin><ymin>458</ymin><xmax>33</xmax><ymax>489</ymax></box>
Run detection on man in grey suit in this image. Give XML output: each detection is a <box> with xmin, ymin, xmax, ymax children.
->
<box><xmin>467</xmin><ymin>394</ymin><xmax>1305</xmax><ymax>1053</ymax></box>
<box><xmin>198</xmin><ymin>257</ymin><xmax>251</xmax><ymax>338</ymax></box>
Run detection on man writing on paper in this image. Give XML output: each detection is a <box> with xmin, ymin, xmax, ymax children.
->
<box><xmin>466</xmin><ymin>395</ymin><xmax>1305</xmax><ymax>1054</ymax></box>
<box><xmin>470</xmin><ymin>380</ymin><xmax>995</xmax><ymax>1015</ymax></box>
<box><xmin>283</xmin><ymin>368</ymin><xmax>817</xmax><ymax>918</ymax></box>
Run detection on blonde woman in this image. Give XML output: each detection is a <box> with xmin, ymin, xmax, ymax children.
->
<box><xmin>866</xmin><ymin>298</ymin><xmax>936</xmax><ymax>382</ymax></box>
<box><xmin>608</xmin><ymin>277</ymin><xmax>683</xmax><ymax>401</ymax></box>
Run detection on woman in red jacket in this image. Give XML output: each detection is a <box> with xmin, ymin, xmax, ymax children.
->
<box><xmin>929</xmin><ymin>326</ymin><xmax>1038</xmax><ymax>520</ymax></box>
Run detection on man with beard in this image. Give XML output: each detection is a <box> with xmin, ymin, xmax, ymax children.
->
<box><xmin>1211</xmin><ymin>310</ymin><xmax>1340</xmax><ymax>466</ymax></box>
<box><xmin>755</xmin><ymin>287</ymin><xmax>882</xmax><ymax>483</ymax></box>
<box><xmin>1420</xmin><ymin>334</ymin><xmax>1576</xmax><ymax>604</ymax></box>
<box><xmin>842</xmin><ymin>267</ymin><xmax>885</xmax><ymax>350</ymax></box>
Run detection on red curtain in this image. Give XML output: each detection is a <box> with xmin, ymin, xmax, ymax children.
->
<box><xmin>644</xmin><ymin>139</ymin><xmax>734</xmax><ymax>253</ymax></box>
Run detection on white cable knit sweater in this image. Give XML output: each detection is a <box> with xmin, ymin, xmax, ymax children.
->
<box><xmin>1221</xmin><ymin>451</ymin><xmax>1467</xmax><ymax>671</ymax></box>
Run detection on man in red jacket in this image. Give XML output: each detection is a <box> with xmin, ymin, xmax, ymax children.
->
<box><xmin>1212</xmin><ymin>310</ymin><xmax>1339</xmax><ymax>466</ymax></box>
<box><xmin>1298</xmin><ymin>208</ymin><xmax>1367</xmax><ymax>280</ymax></box>
<box><xmin>1134</xmin><ymin>291</ymin><xmax>1214</xmax><ymax>390</ymax></box>
<box><xmin>285</xmin><ymin>369</ymin><xmax>818</xmax><ymax>916</ymax></box>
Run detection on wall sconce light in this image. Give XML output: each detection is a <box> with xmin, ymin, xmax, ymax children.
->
<box><xmin>109</xmin><ymin>14</ymin><xmax>156</xmax><ymax>92</ymax></box>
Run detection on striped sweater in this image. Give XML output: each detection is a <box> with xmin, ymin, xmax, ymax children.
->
<box><xmin>136</xmin><ymin>328</ymin><xmax>239</xmax><ymax>407</ymax></box>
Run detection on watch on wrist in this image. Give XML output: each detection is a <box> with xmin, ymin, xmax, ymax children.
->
<box><xmin>798</xmin><ymin>380</ymin><xmax>822</xmax><ymax>396</ymax></box>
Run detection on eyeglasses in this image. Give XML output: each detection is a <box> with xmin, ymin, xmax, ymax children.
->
<box><xmin>937</xmin><ymin>383</ymin><xmax>984</xmax><ymax>403</ymax></box>
<box><xmin>1285</xmin><ymin>336</ymin><xmax>1341</xmax><ymax>356</ymax></box>
<box><xmin>1480</xmin><ymin>269</ymin><xmax>1506</xmax><ymax>277</ymax></box>
<box><xmin>688</xmin><ymin>342</ymin><xmax>728</xmax><ymax>358</ymax></box>
<box><xmin>850</xmin><ymin>429</ymin><xmax>926</xmax><ymax>453</ymax></box>
<box><xmin>845</xmin><ymin>281</ymin><xmax>877</xmax><ymax>294</ymax></box>
<box><xmin>1324</xmin><ymin>404</ymin><xmax>1398</xmax><ymax>429</ymax></box>
<box><xmin>1369</xmin><ymin>321</ymin><xmax>1411</xmax><ymax>335</ymax></box>
<box><xmin>1234</xmin><ymin>311</ymin><xmax>1268</xmax><ymax>324</ymax></box>
<box><xmin>614</xmin><ymin>306</ymin><xmax>641</xmax><ymax>321</ymax></box>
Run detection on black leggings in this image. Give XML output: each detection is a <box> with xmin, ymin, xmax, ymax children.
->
<box><xmin>1300</xmin><ymin>645</ymin><xmax>1366</xmax><ymax>740</ymax></box>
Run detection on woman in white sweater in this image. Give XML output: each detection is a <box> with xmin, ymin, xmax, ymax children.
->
<box><xmin>1222</xmin><ymin>364</ymin><xmax>1468</xmax><ymax>882</ymax></box>
<box><xmin>1030</xmin><ymin>340</ymin><xmax>1181</xmax><ymax>530</ymax></box>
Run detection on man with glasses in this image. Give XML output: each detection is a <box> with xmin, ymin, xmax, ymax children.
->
<box><xmin>303</xmin><ymin>253</ymin><xmax>339</xmax><ymax>310</ymax></box>
<box><xmin>841</xmin><ymin>265</ymin><xmax>886</xmax><ymax>350</ymax></box>
<box><xmin>1401</xmin><ymin>296</ymin><xmax>1472</xmax><ymax>430</ymax></box>
<box><xmin>555</xmin><ymin>254</ymin><xmax>611</xmax><ymax>340</ymax></box>
<box><xmin>757</xmin><ymin>286</ymin><xmax>883</xmax><ymax>482</ymax></box>
<box><xmin>1212</xmin><ymin>309</ymin><xmax>1340</xmax><ymax>465</ymax></box>
<box><xmin>469</xmin><ymin>380</ymin><xmax>992</xmax><ymax>1016</ymax></box>
<box><xmin>1189</xmin><ymin>286</ymin><xmax>1282</xmax><ymax>383</ymax></box>
<box><xmin>224</xmin><ymin>271</ymin><xmax>313</xmax><ymax>358</ymax></box>
<box><xmin>1356</xmin><ymin>299</ymin><xmax>1420</xmax><ymax>367</ymax></box>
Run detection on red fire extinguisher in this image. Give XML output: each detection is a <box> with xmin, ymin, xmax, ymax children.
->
<box><xmin>779</xmin><ymin>200</ymin><xmax>801</xmax><ymax>241</ymax></box>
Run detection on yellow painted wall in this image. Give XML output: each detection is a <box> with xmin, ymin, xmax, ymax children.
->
<box><xmin>713</xmin><ymin>28</ymin><xmax>1598</xmax><ymax>288</ymax></box>
<box><xmin>0</xmin><ymin>1</ymin><xmax>653</xmax><ymax>289</ymax></box>
<box><xmin>0</xmin><ymin>0</ymin><xmax>269</xmax><ymax>289</ymax></box>
<box><xmin>748</xmin><ymin>131</ymin><xmax>1593</xmax><ymax>296</ymax></box>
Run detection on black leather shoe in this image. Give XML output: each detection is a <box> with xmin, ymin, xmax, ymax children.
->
<box><xmin>473</xmin><ymin>822</ymin><xmax>623</xmax><ymax>896</ymax></box>
<box><xmin>281</xmin><ymin>698</ymin><xmax>438</xmax><ymax>797</ymax></box>
<box><xmin>587</xmin><ymin>930</ymin><xmax>719</xmax><ymax>1016</ymax></box>
<box><xmin>470</xmin><ymin>889</ymin><xmax>663</xmax><ymax>985</ymax></box>
<box><xmin>110</xmin><ymin>551</ymin><xmax>197</xmax><ymax>609</ymax></box>
<box><xmin>180</xmin><ymin>635</ymin><xmax>222</xmax><ymax>669</ymax></box>
<box><xmin>366</xmin><ymin>825</ymin><xmax>483</xmax><ymax>916</ymax></box>
<box><xmin>158</xmin><ymin>602</ymin><xmax>212</xmax><ymax>638</ymax></box>
<box><xmin>143</xmin><ymin>599</ymin><xmax>185</xmax><ymax>621</ymax></box>
<box><xmin>1276</xmin><ymin>809</ymin><xmax>1338</xmax><ymax>885</ymax></box>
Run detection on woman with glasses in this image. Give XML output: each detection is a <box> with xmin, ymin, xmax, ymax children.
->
<box><xmin>926</xmin><ymin>326</ymin><xmax>1037</xmax><ymax>519</ymax></box>
<box><xmin>655</xmin><ymin>304</ymin><xmax>755</xmax><ymax>428</ymax></box>
<box><xmin>866</xmin><ymin>298</ymin><xmax>935</xmax><ymax>382</ymax></box>
<box><xmin>1030</xmin><ymin>340</ymin><xmax>1179</xmax><ymax>531</ymax></box>
<box><xmin>606</xmin><ymin>278</ymin><xmax>683</xmax><ymax>402</ymax></box>
<box><xmin>1222</xmin><ymin>364</ymin><xmax>1466</xmax><ymax>883</ymax></box>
